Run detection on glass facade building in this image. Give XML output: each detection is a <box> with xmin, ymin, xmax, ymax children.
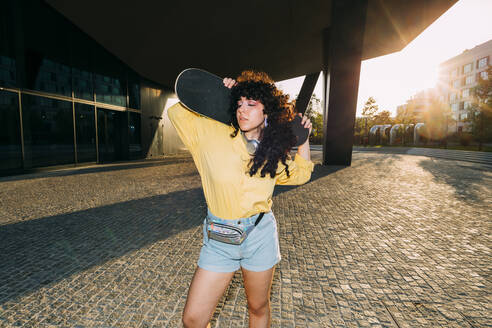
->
<box><xmin>0</xmin><ymin>0</ymin><xmax>166</xmax><ymax>174</ymax></box>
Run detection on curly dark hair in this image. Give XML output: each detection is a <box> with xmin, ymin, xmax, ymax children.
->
<box><xmin>229</xmin><ymin>70</ymin><xmax>297</xmax><ymax>178</ymax></box>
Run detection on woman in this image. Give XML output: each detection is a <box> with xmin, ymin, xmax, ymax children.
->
<box><xmin>168</xmin><ymin>70</ymin><xmax>313</xmax><ymax>327</ymax></box>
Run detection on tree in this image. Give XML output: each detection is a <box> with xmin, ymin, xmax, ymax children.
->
<box><xmin>309</xmin><ymin>112</ymin><xmax>324</xmax><ymax>144</ymax></box>
<box><xmin>361</xmin><ymin>97</ymin><xmax>379</xmax><ymax>144</ymax></box>
<box><xmin>353</xmin><ymin>117</ymin><xmax>366</xmax><ymax>145</ymax></box>
<box><xmin>395</xmin><ymin>105</ymin><xmax>417</xmax><ymax>125</ymax></box>
<box><xmin>362</xmin><ymin>97</ymin><xmax>379</xmax><ymax>118</ymax></box>
<box><xmin>466</xmin><ymin>66</ymin><xmax>492</xmax><ymax>150</ymax></box>
<box><xmin>372</xmin><ymin>110</ymin><xmax>393</xmax><ymax>125</ymax></box>
<box><xmin>301</xmin><ymin>93</ymin><xmax>324</xmax><ymax>145</ymax></box>
<box><xmin>305</xmin><ymin>93</ymin><xmax>322</xmax><ymax>119</ymax></box>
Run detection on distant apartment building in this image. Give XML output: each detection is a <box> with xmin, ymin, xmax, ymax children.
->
<box><xmin>396</xmin><ymin>88</ymin><xmax>437</xmax><ymax>122</ymax></box>
<box><xmin>437</xmin><ymin>39</ymin><xmax>491</xmax><ymax>132</ymax></box>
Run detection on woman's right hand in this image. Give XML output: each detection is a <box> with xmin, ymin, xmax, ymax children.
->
<box><xmin>223</xmin><ymin>78</ymin><xmax>236</xmax><ymax>89</ymax></box>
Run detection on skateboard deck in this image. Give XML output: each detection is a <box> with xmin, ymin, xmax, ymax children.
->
<box><xmin>175</xmin><ymin>68</ymin><xmax>233</xmax><ymax>125</ymax></box>
<box><xmin>175</xmin><ymin>68</ymin><xmax>309</xmax><ymax>146</ymax></box>
<box><xmin>290</xmin><ymin>115</ymin><xmax>309</xmax><ymax>147</ymax></box>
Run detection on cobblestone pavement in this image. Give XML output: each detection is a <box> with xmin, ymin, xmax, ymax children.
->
<box><xmin>0</xmin><ymin>152</ymin><xmax>490</xmax><ymax>327</ymax></box>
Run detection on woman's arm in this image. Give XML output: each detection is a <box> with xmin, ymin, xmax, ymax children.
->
<box><xmin>275</xmin><ymin>113</ymin><xmax>314</xmax><ymax>185</ymax></box>
<box><xmin>275</xmin><ymin>153</ymin><xmax>314</xmax><ymax>185</ymax></box>
<box><xmin>167</xmin><ymin>102</ymin><xmax>201</xmax><ymax>150</ymax></box>
<box><xmin>170</xmin><ymin>78</ymin><xmax>236</xmax><ymax>149</ymax></box>
<box><xmin>296</xmin><ymin>113</ymin><xmax>312</xmax><ymax>162</ymax></box>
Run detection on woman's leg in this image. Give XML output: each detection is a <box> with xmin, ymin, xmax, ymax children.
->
<box><xmin>182</xmin><ymin>267</ymin><xmax>235</xmax><ymax>328</ymax></box>
<box><xmin>241</xmin><ymin>266</ymin><xmax>275</xmax><ymax>328</ymax></box>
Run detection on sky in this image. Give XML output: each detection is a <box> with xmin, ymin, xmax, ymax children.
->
<box><xmin>275</xmin><ymin>0</ymin><xmax>492</xmax><ymax>117</ymax></box>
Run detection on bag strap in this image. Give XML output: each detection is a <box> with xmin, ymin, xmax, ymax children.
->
<box><xmin>254</xmin><ymin>212</ymin><xmax>265</xmax><ymax>226</ymax></box>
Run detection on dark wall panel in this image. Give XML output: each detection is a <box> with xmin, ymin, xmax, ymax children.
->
<box><xmin>140</xmin><ymin>79</ymin><xmax>172</xmax><ymax>158</ymax></box>
<box><xmin>129</xmin><ymin>111</ymin><xmax>142</xmax><ymax>159</ymax></box>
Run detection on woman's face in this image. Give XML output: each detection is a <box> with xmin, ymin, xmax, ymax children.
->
<box><xmin>236</xmin><ymin>97</ymin><xmax>266</xmax><ymax>133</ymax></box>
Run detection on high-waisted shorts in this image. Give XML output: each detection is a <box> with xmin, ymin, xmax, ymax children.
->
<box><xmin>198</xmin><ymin>209</ymin><xmax>281</xmax><ymax>272</ymax></box>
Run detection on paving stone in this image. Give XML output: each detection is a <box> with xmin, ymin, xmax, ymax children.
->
<box><xmin>0</xmin><ymin>152</ymin><xmax>490</xmax><ymax>327</ymax></box>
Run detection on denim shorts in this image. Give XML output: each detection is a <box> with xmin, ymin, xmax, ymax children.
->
<box><xmin>198</xmin><ymin>209</ymin><xmax>281</xmax><ymax>272</ymax></box>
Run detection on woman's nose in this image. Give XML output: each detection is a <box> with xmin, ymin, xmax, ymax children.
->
<box><xmin>238</xmin><ymin>104</ymin><xmax>246</xmax><ymax>112</ymax></box>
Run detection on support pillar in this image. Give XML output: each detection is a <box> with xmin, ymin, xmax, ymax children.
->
<box><xmin>322</xmin><ymin>0</ymin><xmax>367</xmax><ymax>166</ymax></box>
<box><xmin>295</xmin><ymin>72</ymin><xmax>320</xmax><ymax>115</ymax></box>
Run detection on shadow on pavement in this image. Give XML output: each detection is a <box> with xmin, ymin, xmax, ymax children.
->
<box><xmin>417</xmin><ymin>158</ymin><xmax>491</xmax><ymax>203</ymax></box>
<box><xmin>0</xmin><ymin>157</ymin><xmax>193</xmax><ymax>183</ymax></box>
<box><xmin>0</xmin><ymin>187</ymin><xmax>206</xmax><ymax>305</ymax></box>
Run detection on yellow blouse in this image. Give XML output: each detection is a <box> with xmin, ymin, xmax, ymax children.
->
<box><xmin>168</xmin><ymin>103</ymin><xmax>314</xmax><ymax>220</ymax></box>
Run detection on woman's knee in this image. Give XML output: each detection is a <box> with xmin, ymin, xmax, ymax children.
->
<box><xmin>247</xmin><ymin>299</ymin><xmax>270</xmax><ymax>316</ymax></box>
<box><xmin>181</xmin><ymin>310</ymin><xmax>194</xmax><ymax>328</ymax></box>
<box><xmin>182</xmin><ymin>310</ymin><xmax>207</xmax><ymax>328</ymax></box>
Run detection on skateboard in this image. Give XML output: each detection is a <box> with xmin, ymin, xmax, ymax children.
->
<box><xmin>175</xmin><ymin>68</ymin><xmax>309</xmax><ymax>146</ymax></box>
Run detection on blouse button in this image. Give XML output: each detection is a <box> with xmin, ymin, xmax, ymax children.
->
<box><xmin>237</xmin><ymin>221</ymin><xmax>241</xmax><ymax>225</ymax></box>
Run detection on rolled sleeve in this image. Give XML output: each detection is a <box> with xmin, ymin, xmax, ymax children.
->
<box><xmin>275</xmin><ymin>153</ymin><xmax>314</xmax><ymax>185</ymax></box>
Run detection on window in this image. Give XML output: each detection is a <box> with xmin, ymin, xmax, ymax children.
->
<box><xmin>21</xmin><ymin>94</ymin><xmax>74</xmax><ymax>167</ymax></box>
<box><xmin>462</xmin><ymin>89</ymin><xmax>470</xmax><ymax>98</ymax></box>
<box><xmin>465</xmin><ymin>75</ymin><xmax>474</xmax><ymax>85</ymax></box>
<box><xmin>93</xmin><ymin>45</ymin><xmax>127</xmax><ymax>107</ymax></box>
<box><xmin>96</xmin><ymin>108</ymin><xmax>126</xmax><ymax>163</ymax></box>
<box><xmin>0</xmin><ymin>90</ymin><xmax>22</xmax><ymax>170</ymax></box>
<box><xmin>463</xmin><ymin>63</ymin><xmax>473</xmax><ymax>74</ymax></box>
<box><xmin>95</xmin><ymin>73</ymin><xmax>126</xmax><ymax>107</ymax></box>
<box><xmin>72</xmin><ymin>68</ymin><xmax>94</xmax><ymax>101</ymax></box>
<box><xmin>0</xmin><ymin>2</ymin><xmax>17</xmax><ymax>88</ymax></box>
<box><xmin>478</xmin><ymin>57</ymin><xmax>488</xmax><ymax>68</ymax></box>
<box><xmin>479</xmin><ymin>70</ymin><xmax>488</xmax><ymax>80</ymax></box>
<box><xmin>451</xmin><ymin>68</ymin><xmax>459</xmax><ymax>78</ymax></box>
<box><xmin>25</xmin><ymin>58</ymin><xmax>72</xmax><ymax>97</ymax></box>
<box><xmin>0</xmin><ymin>56</ymin><xmax>16</xmax><ymax>88</ymax></box>
<box><xmin>23</xmin><ymin>2</ymin><xmax>72</xmax><ymax>97</ymax></box>
<box><xmin>451</xmin><ymin>103</ymin><xmax>459</xmax><ymax>111</ymax></box>
<box><xmin>70</xmin><ymin>26</ymin><xmax>94</xmax><ymax>101</ymax></box>
<box><xmin>75</xmin><ymin>103</ymin><xmax>96</xmax><ymax>163</ymax></box>
<box><xmin>460</xmin><ymin>112</ymin><xmax>468</xmax><ymax>120</ymax></box>
<box><xmin>128</xmin><ymin>70</ymin><xmax>140</xmax><ymax>109</ymax></box>
<box><xmin>464</xmin><ymin>101</ymin><xmax>472</xmax><ymax>110</ymax></box>
<box><xmin>450</xmin><ymin>93</ymin><xmax>457</xmax><ymax>102</ymax></box>
<box><xmin>453</xmin><ymin>79</ymin><xmax>461</xmax><ymax>88</ymax></box>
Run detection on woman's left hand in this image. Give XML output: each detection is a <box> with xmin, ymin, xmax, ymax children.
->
<box><xmin>299</xmin><ymin>113</ymin><xmax>312</xmax><ymax>136</ymax></box>
<box><xmin>223</xmin><ymin>78</ymin><xmax>236</xmax><ymax>89</ymax></box>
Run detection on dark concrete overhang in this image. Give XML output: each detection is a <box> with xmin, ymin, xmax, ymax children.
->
<box><xmin>46</xmin><ymin>0</ymin><xmax>457</xmax><ymax>88</ymax></box>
